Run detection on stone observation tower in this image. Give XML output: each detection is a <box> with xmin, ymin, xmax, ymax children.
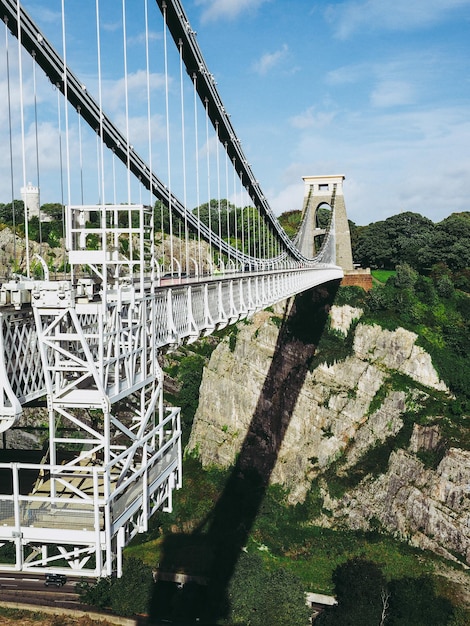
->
<box><xmin>300</xmin><ymin>174</ymin><xmax>372</xmax><ymax>289</ymax></box>
<box><xmin>20</xmin><ymin>182</ymin><xmax>40</xmax><ymax>219</ymax></box>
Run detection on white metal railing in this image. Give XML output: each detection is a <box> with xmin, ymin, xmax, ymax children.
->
<box><xmin>0</xmin><ymin>265</ymin><xmax>342</xmax><ymax>429</ymax></box>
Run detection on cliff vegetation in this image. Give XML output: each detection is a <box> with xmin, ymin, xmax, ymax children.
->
<box><xmin>120</xmin><ymin>263</ymin><xmax>470</xmax><ymax>623</ymax></box>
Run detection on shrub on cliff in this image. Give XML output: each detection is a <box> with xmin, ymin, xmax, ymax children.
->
<box><xmin>77</xmin><ymin>558</ymin><xmax>153</xmax><ymax>617</ymax></box>
<box><xmin>316</xmin><ymin>558</ymin><xmax>387</xmax><ymax>626</ymax></box>
<box><xmin>316</xmin><ymin>559</ymin><xmax>454</xmax><ymax>626</ymax></box>
<box><xmin>227</xmin><ymin>551</ymin><xmax>311</xmax><ymax>626</ymax></box>
<box><xmin>358</xmin><ymin>264</ymin><xmax>470</xmax><ymax>401</ymax></box>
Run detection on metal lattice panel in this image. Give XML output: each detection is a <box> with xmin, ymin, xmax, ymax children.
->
<box><xmin>1</xmin><ymin>311</ymin><xmax>45</xmax><ymax>404</ymax></box>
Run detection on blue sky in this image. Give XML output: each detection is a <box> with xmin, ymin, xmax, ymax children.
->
<box><xmin>2</xmin><ymin>0</ymin><xmax>469</xmax><ymax>226</ymax></box>
<box><xmin>189</xmin><ymin>0</ymin><xmax>470</xmax><ymax>225</ymax></box>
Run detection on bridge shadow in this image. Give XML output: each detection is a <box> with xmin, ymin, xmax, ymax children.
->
<box><xmin>147</xmin><ymin>280</ymin><xmax>340</xmax><ymax>624</ymax></box>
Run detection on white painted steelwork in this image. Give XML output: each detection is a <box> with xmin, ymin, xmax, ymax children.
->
<box><xmin>0</xmin><ymin>309</ymin><xmax>44</xmax><ymax>431</ymax></box>
<box><xmin>0</xmin><ymin>203</ymin><xmax>185</xmax><ymax>577</ymax></box>
<box><xmin>0</xmin><ymin>0</ymin><xmax>344</xmax><ymax>578</ymax></box>
<box><xmin>0</xmin><ymin>204</ymin><xmax>340</xmax><ymax>577</ymax></box>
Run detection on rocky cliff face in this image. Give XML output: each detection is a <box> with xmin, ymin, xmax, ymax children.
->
<box><xmin>188</xmin><ymin>299</ymin><xmax>470</xmax><ymax>569</ymax></box>
<box><xmin>0</xmin><ymin>227</ymin><xmax>68</xmax><ymax>279</ymax></box>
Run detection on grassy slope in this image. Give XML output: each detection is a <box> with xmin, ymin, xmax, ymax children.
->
<box><xmin>126</xmin><ymin>278</ymin><xmax>470</xmax><ymax>617</ymax></box>
<box><xmin>126</xmin><ymin>457</ymin><xmax>465</xmax><ymax>605</ymax></box>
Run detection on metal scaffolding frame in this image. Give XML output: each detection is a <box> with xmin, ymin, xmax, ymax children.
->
<box><xmin>0</xmin><ymin>204</ymin><xmax>182</xmax><ymax>577</ymax></box>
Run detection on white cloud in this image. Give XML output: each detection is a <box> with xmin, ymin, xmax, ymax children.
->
<box><xmin>270</xmin><ymin>180</ymin><xmax>304</xmax><ymax>215</ymax></box>
<box><xmin>102</xmin><ymin>20</ymin><xmax>122</xmax><ymax>33</ymax></box>
<box><xmin>103</xmin><ymin>70</ymin><xmax>166</xmax><ymax>113</ymax></box>
<box><xmin>326</xmin><ymin>55</ymin><xmax>439</xmax><ymax>109</ymax></box>
<box><xmin>325</xmin><ymin>0</ymin><xmax>470</xmax><ymax>39</ymax></box>
<box><xmin>252</xmin><ymin>44</ymin><xmax>289</xmax><ymax>76</ymax></box>
<box><xmin>370</xmin><ymin>80</ymin><xmax>416</xmax><ymax>107</ymax></box>
<box><xmin>290</xmin><ymin>106</ymin><xmax>336</xmax><ymax>129</ymax></box>
<box><xmin>273</xmin><ymin>105</ymin><xmax>470</xmax><ymax>225</ymax></box>
<box><xmin>24</xmin><ymin>5</ymin><xmax>61</xmax><ymax>24</ymax></box>
<box><xmin>108</xmin><ymin>113</ymin><xmax>166</xmax><ymax>147</ymax></box>
<box><xmin>127</xmin><ymin>31</ymin><xmax>161</xmax><ymax>47</ymax></box>
<box><xmin>326</xmin><ymin>63</ymin><xmax>370</xmax><ymax>86</ymax></box>
<box><xmin>199</xmin><ymin>134</ymin><xmax>219</xmax><ymax>160</ymax></box>
<box><xmin>195</xmin><ymin>0</ymin><xmax>271</xmax><ymax>22</ymax></box>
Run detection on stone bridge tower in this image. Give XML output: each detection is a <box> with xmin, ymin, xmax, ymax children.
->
<box><xmin>300</xmin><ymin>174</ymin><xmax>353</xmax><ymax>271</ymax></box>
<box><xmin>299</xmin><ymin>174</ymin><xmax>372</xmax><ymax>289</ymax></box>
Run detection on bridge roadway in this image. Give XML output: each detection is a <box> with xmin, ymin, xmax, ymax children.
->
<box><xmin>0</xmin><ymin>264</ymin><xmax>343</xmax><ymax>426</ymax></box>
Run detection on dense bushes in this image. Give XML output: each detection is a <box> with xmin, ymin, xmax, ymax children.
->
<box><xmin>163</xmin><ymin>338</ymin><xmax>219</xmax><ymax>444</ymax></box>
<box><xmin>175</xmin><ymin>354</ymin><xmax>205</xmax><ymax>428</ymax></box>
<box><xmin>76</xmin><ymin>558</ymin><xmax>154</xmax><ymax>616</ymax></box>
<box><xmin>227</xmin><ymin>551</ymin><xmax>311</xmax><ymax>626</ymax></box>
<box><xmin>317</xmin><ymin>559</ymin><xmax>454</xmax><ymax>626</ymax></box>
<box><xmin>363</xmin><ymin>264</ymin><xmax>470</xmax><ymax>405</ymax></box>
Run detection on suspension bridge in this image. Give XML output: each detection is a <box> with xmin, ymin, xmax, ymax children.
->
<box><xmin>0</xmin><ymin>0</ymin><xmax>348</xmax><ymax>578</ymax></box>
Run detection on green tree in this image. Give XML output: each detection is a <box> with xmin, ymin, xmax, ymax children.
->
<box><xmin>390</xmin><ymin>263</ymin><xmax>418</xmax><ymax>290</ymax></box>
<box><xmin>316</xmin><ymin>558</ymin><xmax>387</xmax><ymax>626</ymax></box>
<box><xmin>0</xmin><ymin>200</ymin><xmax>25</xmax><ymax>225</ymax></box>
<box><xmin>415</xmin><ymin>274</ymin><xmax>438</xmax><ymax>306</ymax></box>
<box><xmin>354</xmin><ymin>219</ymin><xmax>393</xmax><ymax>268</ymax></box>
<box><xmin>27</xmin><ymin>216</ymin><xmax>64</xmax><ymax>247</ymax></box>
<box><xmin>278</xmin><ymin>209</ymin><xmax>301</xmax><ymax>239</ymax></box>
<box><xmin>355</xmin><ymin>212</ymin><xmax>434</xmax><ymax>270</ymax></box>
<box><xmin>177</xmin><ymin>354</ymin><xmax>205</xmax><ymax>436</ymax></box>
<box><xmin>41</xmin><ymin>202</ymin><xmax>64</xmax><ymax>221</ymax></box>
<box><xmin>435</xmin><ymin>274</ymin><xmax>455</xmax><ymax>299</ymax></box>
<box><xmin>227</xmin><ymin>551</ymin><xmax>311</xmax><ymax>626</ymax></box>
<box><xmin>453</xmin><ymin>268</ymin><xmax>470</xmax><ymax>293</ymax></box>
<box><xmin>316</xmin><ymin>206</ymin><xmax>332</xmax><ymax>229</ymax></box>
<box><xmin>195</xmin><ymin>198</ymin><xmax>235</xmax><ymax>239</ymax></box>
<box><xmin>76</xmin><ymin>575</ymin><xmax>113</xmax><ymax>609</ymax></box>
<box><xmin>420</xmin><ymin>213</ymin><xmax>470</xmax><ymax>271</ymax></box>
<box><xmin>76</xmin><ymin>558</ymin><xmax>153</xmax><ymax>617</ymax></box>
<box><xmin>155</xmin><ymin>199</ymin><xmax>184</xmax><ymax>237</ymax></box>
<box><xmin>387</xmin><ymin>576</ymin><xmax>454</xmax><ymax>625</ymax></box>
<box><xmin>111</xmin><ymin>558</ymin><xmax>154</xmax><ymax>616</ymax></box>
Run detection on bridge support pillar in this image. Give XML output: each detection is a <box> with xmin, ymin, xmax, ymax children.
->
<box><xmin>301</xmin><ymin>175</ymin><xmax>353</xmax><ymax>271</ymax></box>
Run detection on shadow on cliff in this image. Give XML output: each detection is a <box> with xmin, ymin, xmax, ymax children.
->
<box><xmin>147</xmin><ymin>280</ymin><xmax>340</xmax><ymax>624</ymax></box>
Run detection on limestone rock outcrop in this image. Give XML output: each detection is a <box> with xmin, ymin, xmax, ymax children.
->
<box><xmin>188</xmin><ymin>302</ymin><xmax>470</xmax><ymax>568</ymax></box>
<box><xmin>341</xmin><ymin>442</ymin><xmax>470</xmax><ymax>565</ymax></box>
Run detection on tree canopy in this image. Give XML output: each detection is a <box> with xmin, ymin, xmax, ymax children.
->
<box><xmin>354</xmin><ymin>211</ymin><xmax>434</xmax><ymax>270</ymax></box>
<box><xmin>354</xmin><ymin>211</ymin><xmax>470</xmax><ymax>273</ymax></box>
<box><xmin>316</xmin><ymin>558</ymin><xmax>387</xmax><ymax>626</ymax></box>
<box><xmin>316</xmin><ymin>559</ymin><xmax>454</xmax><ymax>626</ymax></box>
<box><xmin>227</xmin><ymin>551</ymin><xmax>311</xmax><ymax>626</ymax></box>
<box><xmin>77</xmin><ymin>557</ymin><xmax>154</xmax><ymax>617</ymax></box>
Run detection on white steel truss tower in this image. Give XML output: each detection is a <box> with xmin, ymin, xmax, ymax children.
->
<box><xmin>0</xmin><ymin>204</ymin><xmax>182</xmax><ymax>578</ymax></box>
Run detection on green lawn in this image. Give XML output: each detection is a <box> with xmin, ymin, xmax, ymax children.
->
<box><xmin>371</xmin><ymin>269</ymin><xmax>396</xmax><ymax>283</ymax></box>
